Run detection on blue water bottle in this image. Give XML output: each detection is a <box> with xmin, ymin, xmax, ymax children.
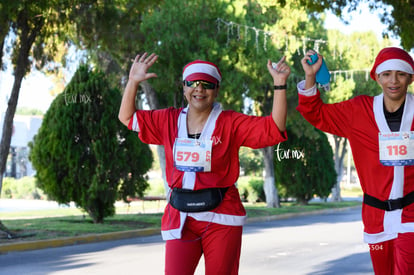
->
<box><xmin>306</xmin><ymin>53</ymin><xmax>331</xmax><ymax>91</ymax></box>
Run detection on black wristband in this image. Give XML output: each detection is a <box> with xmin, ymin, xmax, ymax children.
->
<box><xmin>274</xmin><ymin>84</ymin><xmax>287</xmax><ymax>90</ymax></box>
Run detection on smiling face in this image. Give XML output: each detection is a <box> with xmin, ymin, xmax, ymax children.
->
<box><xmin>183</xmin><ymin>80</ymin><xmax>219</xmax><ymax>113</ymax></box>
<box><xmin>376</xmin><ymin>70</ymin><xmax>413</xmax><ymax>104</ymax></box>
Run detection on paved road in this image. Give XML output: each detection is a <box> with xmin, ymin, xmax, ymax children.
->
<box><xmin>0</xmin><ymin>207</ymin><xmax>373</xmax><ymax>275</ymax></box>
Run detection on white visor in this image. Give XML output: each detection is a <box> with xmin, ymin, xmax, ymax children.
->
<box><xmin>182</xmin><ymin>63</ymin><xmax>221</xmax><ymax>83</ymax></box>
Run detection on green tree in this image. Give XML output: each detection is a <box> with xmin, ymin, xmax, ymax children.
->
<box><xmin>275</xmin><ymin>125</ymin><xmax>337</xmax><ymax>205</ymax></box>
<box><xmin>0</xmin><ymin>0</ymin><xmax>77</xmax><ymax>238</ymax></box>
<box><xmin>233</xmin><ymin>0</ymin><xmax>328</xmax><ymax>207</ymax></box>
<box><xmin>68</xmin><ymin>0</ymin><xmax>161</xmax><ymax>77</ymax></box>
<box><xmin>300</xmin><ymin>0</ymin><xmax>414</xmax><ymax>50</ymax></box>
<box><xmin>29</xmin><ymin>65</ymin><xmax>153</xmax><ymax>223</ymax></box>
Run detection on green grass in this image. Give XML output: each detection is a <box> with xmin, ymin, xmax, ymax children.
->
<box><xmin>2</xmin><ymin>213</ymin><xmax>163</xmax><ymax>241</ymax></box>
<box><xmin>0</xmin><ymin>200</ymin><xmax>361</xmax><ymax>243</ymax></box>
<box><xmin>0</xmin><ymin>200</ymin><xmax>166</xmax><ymax>219</ymax></box>
<box><xmin>244</xmin><ymin>201</ymin><xmax>361</xmax><ymax>218</ymax></box>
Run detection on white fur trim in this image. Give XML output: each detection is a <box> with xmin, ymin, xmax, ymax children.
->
<box><xmin>189</xmin><ymin>212</ymin><xmax>246</xmax><ymax>226</ymax></box>
<box><xmin>376</xmin><ymin>59</ymin><xmax>414</xmax><ymax>75</ymax></box>
<box><xmin>161</xmin><ymin>212</ymin><xmax>246</xmax><ymax>241</ymax></box>
<box><xmin>161</xmin><ymin>212</ymin><xmax>187</xmax><ymax>240</ymax></box>
<box><xmin>165</xmin><ymin>103</ymin><xmax>225</xmax><ymax>240</ymax></box>
<box><xmin>131</xmin><ymin>113</ymin><xmax>139</xmax><ymax>132</ymax></box>
<box><xmin>297</xmin><ymin>80</ymin><xmax>317</xmax><ymax>96</ymax></box>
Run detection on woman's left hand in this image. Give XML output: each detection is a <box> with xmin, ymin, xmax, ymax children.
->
<box><xmin>267</xmin><ymin>56</ymin><xmax>291</xmax><ymax>85</ymax></box>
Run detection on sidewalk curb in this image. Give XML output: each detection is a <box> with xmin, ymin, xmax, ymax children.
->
<box><xmin>0</xmin><ymin>206</ymin><xmax>361</xmax><ymax>254</ymax></box>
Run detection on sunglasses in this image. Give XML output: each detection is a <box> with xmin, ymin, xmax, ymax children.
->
<box><xmin>184</xmin><ymin>80</ymin><xmax>217</xmax><ymax>89</ymax></box>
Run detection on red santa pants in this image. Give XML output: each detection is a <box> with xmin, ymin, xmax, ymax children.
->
<box><xmin>165</xmin><ymin>217</ymin><xmax>243</xmax><ymax>275</ymax></box>
<box><xmin>369</xmin><ymin>232</ymin><xmax>414</xmax><ymax>275</ymax></box>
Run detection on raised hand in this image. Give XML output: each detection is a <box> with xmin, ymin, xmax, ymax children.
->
<box><xmin>300</xmin><ymin>50</ymin><xmax>323</xmax><ymax>89</ymax></box>
<box><xmin>267</xmin><ymin>56</ymin><xmax>291</xmax><ymax>85</ymax></box>
<box><xmin>129</xmin><ymin>52</ymin><xmax>158</xmax><ymax>83</ymax></box>
<box><xmin>301</xmin><ymin>50</ymin><xmax>323</xmax><ymax>77</ymax></box>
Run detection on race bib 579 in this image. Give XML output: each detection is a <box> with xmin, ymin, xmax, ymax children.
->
<box><xmin>173</xmin><ymin>138</ymin><xmax>212</xmax><ymax>172</ymax></box>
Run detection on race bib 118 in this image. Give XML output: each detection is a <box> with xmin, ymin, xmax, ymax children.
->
<box><xmin>379</xmin><ymin>131</ymin><xmax>414</xmax><ymax>166</ymax></box>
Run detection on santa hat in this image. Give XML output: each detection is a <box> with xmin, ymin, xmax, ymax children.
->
<box><xmin>370</xmin><ymin>47</ymin><xmax>414</xmax><ymax>80</ymax></box>
<box><xmin>182</xmin><ymin>60</ymin><xmax>222</xmax><ymax>83</ymax></box>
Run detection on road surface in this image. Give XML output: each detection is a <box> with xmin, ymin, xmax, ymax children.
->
<box><xmin>0</xmin><ymin>207</ymin><xmax>373</xmax><ymax>275</ymax></box>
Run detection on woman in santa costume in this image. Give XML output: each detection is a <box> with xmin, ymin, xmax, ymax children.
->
<box><xmin>296</xmin><ymin>47</ymin><xmax>414</xmax><ymax>275</ymax></box>
<box><xmin>119</xmin><ymin>52</ymin><xmax>289</xmax><ymax>275</ymax></box>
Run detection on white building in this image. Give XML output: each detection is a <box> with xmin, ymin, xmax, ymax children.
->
<box><xmin>0</xmin><ymin>112</ymin><xmax>42</xmax><ymax>178</ymax></box>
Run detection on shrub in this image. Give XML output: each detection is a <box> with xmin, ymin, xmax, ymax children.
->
<box><xmin>248</xmin><ymin>178</ymin><xmax>265</xmax><ymax>202</ymax></box>
<box><xmin>1</xmin><ymin>177</ymin><xmax>46</xmax><ymax>199</ymax></box>
<box><xmin>275</xmin><ymin>127</ymin><xmax>337</xmax><ymax>205</ymax></box>
<box><xmin>237</xmin><ymin>177</ymin><xmax>265</xmax><ymax>203</ymax></box>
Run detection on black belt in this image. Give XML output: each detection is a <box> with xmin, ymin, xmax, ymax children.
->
<box><xmin>363</xmin><ymin>191</ymin><xmax>414</xmax><ymax>211</ymax></box>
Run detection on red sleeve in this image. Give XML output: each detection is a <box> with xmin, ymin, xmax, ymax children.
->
<box><xmin>296</xmin><ymin>90</ymin><xmax>355</xmax><ymax>138</ymax></box>
<box><xmin>228</xmin><ymin>111</ymin><xmax>287</xmax><ymax>149</ymax></box>
<box><xmin>133</xmin><ymin>108</ymin><xmax>181</xmax><ymax>145</ymax></box>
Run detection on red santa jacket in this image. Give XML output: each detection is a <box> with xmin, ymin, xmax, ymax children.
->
<box><xmin>296</xmin><ymin>82</ymin><xmax>414</xmax><ymax>244</ymax></box>
<box><xmin>129</xmin><ymin>103</ymin><xmax>287</xmax><ymax>240</ymax></box>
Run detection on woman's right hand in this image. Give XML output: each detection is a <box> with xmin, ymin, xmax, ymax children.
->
<box><xmin>129</xmin><ymin>52</ymin><xmax>158</xmax><ymax>83</ymax></box>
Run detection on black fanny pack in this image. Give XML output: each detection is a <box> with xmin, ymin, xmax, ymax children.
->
<box><xmin>363</xmin><ymin>191</ymin><xmax>414</xmax><ymax>211</ymax></box>
<box><xmin>169</xmin><ymin>187</ymin><xmax>229</xmax><ymax>213</ymax></box>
